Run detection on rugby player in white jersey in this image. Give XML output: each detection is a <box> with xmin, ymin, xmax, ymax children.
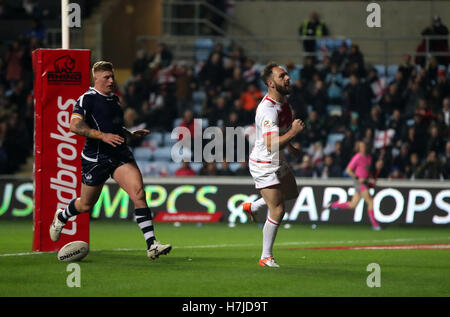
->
<box><xmin>243</xmin><ymin>62</ymin><xmax>305</xmax><ymax>267</ymax></box>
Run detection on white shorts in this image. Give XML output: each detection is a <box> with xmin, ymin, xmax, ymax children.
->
<box><xmin>249</xmin><ymin>159</ymin><xmax>292</xmax><ymax>189</ymax></box>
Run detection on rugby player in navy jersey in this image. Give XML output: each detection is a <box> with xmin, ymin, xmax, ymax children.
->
<box><xmin>50</xmin><ymin>61</ymin><xmax>171</xmax><ymax>260</ymax></box>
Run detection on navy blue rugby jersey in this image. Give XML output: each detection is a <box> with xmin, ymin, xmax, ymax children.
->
<box><xmin>72</xmin><ymin>87</ymin><xmax>129</xmax><ymax>162</ymax></box>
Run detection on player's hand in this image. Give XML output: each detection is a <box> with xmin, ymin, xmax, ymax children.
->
<box><xmin>132</xmin><ymin>129</ymin><xmax>150</xmax><ymax>138</ymax></box>
<box><xmin>290</xmin><ymin>119</ymin><xmax>305</xmax><ymax>135</ymax></box>
<box><xmin>101</xmin><ymin>133</ymin><xmax>124</xmax><ymax>147</ymax></box>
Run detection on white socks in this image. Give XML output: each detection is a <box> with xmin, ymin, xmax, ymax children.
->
<box><xmin>251</xmin><ymin>197</ymin><xmax>266</xmax><ymax>212</ymax></box>
<box><xmin>261</xmin><ymin>216</ymin><xmax>280</xmax><ymax>260</ymax></box>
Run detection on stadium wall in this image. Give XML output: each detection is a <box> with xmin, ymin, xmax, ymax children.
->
<box><xmin>231</xmin><ymin>0</ymin><xmax>450</xmax><ymax>64</ymax></box>
<box><xmin>1</xmin><ymin>176</ymin><xmax>449</xmax><ymax>226</ymax></box>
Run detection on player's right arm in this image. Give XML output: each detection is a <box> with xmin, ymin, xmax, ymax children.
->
<box><xmin>264</xmin><ymin>119</ymin><xmax>305</xmax><ymax>153</ymax></box>
<box><xmin>70</xmin><ymin>114</ymin><xmax>124</xmax><ymax>147</ymax></box>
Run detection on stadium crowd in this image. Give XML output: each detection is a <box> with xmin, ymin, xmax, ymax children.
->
<box><xmin>1</xmin><ymin>12</ymin><xmax>450</xmax><ymax>180</ymax></box>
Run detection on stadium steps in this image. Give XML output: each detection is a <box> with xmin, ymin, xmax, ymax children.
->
<box><xmin>81</xmin><ymin>0</ymin><xmax>121</xmax><ymax>61</ymax></box>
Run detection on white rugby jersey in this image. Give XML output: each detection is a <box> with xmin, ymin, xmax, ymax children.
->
<box><xmin>249</xmin><ymin>94</ymin><xmax>293</xmax><ymax>165</ymax></box>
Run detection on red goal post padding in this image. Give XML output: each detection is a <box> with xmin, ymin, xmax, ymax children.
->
<box><xmin>32</xmin><ymin>49</ymin><xmax>91</xmax><ymax>252</ymax></box>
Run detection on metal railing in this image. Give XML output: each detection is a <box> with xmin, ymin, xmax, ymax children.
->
<box><xmin>136</xmin><ymin>34</ymin><xmax>450</xmax><ymax>74</ymax></box>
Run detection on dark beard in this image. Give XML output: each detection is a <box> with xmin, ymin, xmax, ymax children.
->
<box><xmin>275</xmin><ymin>82</ymin><xmax>291</xmax><ymax>95</ymax></box>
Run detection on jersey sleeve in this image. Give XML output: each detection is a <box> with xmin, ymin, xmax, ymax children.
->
<box><xmin>260</xmin><ymin>108</ymin><xmax>279</xmax><ymax>136</ymax></box>
<box><xmin>72</xmin><ymin>93</ymin><xmax>92</xmax><ymax>118</ymax></box>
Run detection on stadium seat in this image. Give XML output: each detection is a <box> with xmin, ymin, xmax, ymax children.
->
<box><xmin>374</xmin><ymin>64</ymin><xmax>386</xmax><ymax>76</ymax></box>
<box><xmin>168</xmin><ymin>162</ymin><xmax>181</xmax><ymax>175</ymax></box>
<box><xmin>190</xmin><ymin>162</ymin><xmax>203</xmax><ymax>174</ymax></box>
<box><xmin>326</xmin><ymin>105</ymin><xmax>343</xmax><ymax>117</ymax></box>
<box><xmin>152</xmin><ymin>146</ymin><xmax>173</xmax><ymax>161</ymax></box>
<box><xmin>133</xmin><ymin>147</ymin><xmax>153</xmax><ymax>161</ymax></box>
<box><xmin>195</xmin><ymin>38</ymin><xmax>214</xmax><ymax>62</ymax></box>
<box><xmin>145</xmin><ymin>132</ymin><xmax>164</xmax><ymax>147</ymax></box>
<box><xmin>192</xmin><ymin>90</ymin><xmax>206</xmax><ymax>104</ymax></box>
<box><xmin>164</xmin><ymin>131</ymin><xmax>178</xmax><ymax>146</ymax></box>
<box><xmin>173</xmin><ymin>118</ymin><xmax>183</xmax><ymax>129</ymax></box>
<box><xmin>136</xmin><ymin>161</ymin><xmax>159</xmax><ymax>177</ymax></box>
<box><xmin>229</xmin><ymin>162</ymin><xmax>242</xmax><ymax>173</ymax></box>
<box><xmin>387</xmin><ymin>65</ymin><xmax>398</xmax><ymax>78</ymax></box>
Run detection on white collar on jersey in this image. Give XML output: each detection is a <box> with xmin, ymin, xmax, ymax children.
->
<box><xmin>91</xmin><ymin>87</ymin><xmax>114</xmax><ymax>97</ymax></box>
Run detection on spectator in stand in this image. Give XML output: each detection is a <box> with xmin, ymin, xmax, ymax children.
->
<box><xmin>442</xmin><ymin>97</ymin><xmax>450</xmax><ymax>128</ymax></box>
<box><xmin>403</xmin><ymin>79</ymin><xmax>425</xmax><ymax>119</ymax></box>
<box><xmin>427</xmin><ymin>124</ymin><xmax>445</xmax><ymax>154</ymax></box>
<box><xmin>417</xmin><ymin>151</ymin><xmax>442</xmax><ymax>179</ymax></box>
<box><xmin>132</xmin><ymin>49</ymin><xmax>150</xmax><ymax>77</ymax></box>
<box><xmin>307</xmin><ymin>74</ymin><xmax>328</xmax><ymax>114</ymax></box>
<box><xmin>174</xmin><ymin>63</ymin><xmax>195</xmax><ymax>117</ymax></box>
<box><xmin>349</xmin><ymin>112</ymin><xmax>363</xmax><ymax>141</ymax></box>
<box><xmin>225</xmin><ymin>66</ymin><xmax>247</xmax><ymax>100</ymax></box>
<box><xmin>288</xmin><ymin>78</ymin><xmax>308</xmax><ymax>120</ymax></box>
<box><xmin>398</xmin><ymin>54</ymin><xmax>415</xmax><ymax>83</ymax></box>
<box><xmin>148</xmin><ymin>42</ymin><xmax>173</xmax><ymax>70</ymax></box>
<box><xmin>234</xmin><ymin>160</ymin><xmax>251</xmax><ymax>176</ymax></box>
<box><xmin>419</xmin><ymin>16</ymin><xmax>449</xmax><ymax>66</ymax></box>
<box><xmin>208</xmin><ymin>95</ymin><xmax>229</xmax><ymax>128</ymax></box>
<box><xmin>320</xmin><ymin>154</ymin><xmax>342</xmax><ymax>178</ymax></box>
<box><xmin>300</xmin><ymin>56</ymin><xmax>317</xmax><ymax>83</ymax></box>
<box><xmin>440</xmin><ymin>140</ymin><xmax>450</xmax><ymax>179</ymax></box>
<box><xmin>218</xmin><ymin>159</ymin><xmax>234</xmax><ymax>176</ymax></box>
<box><xmin>123</xmin><ymin>82</ymin><xmax>143</xmax><ymax>112</ymax></box>
<box><xmin>242</xmin><ymin>58</ymin><xmax>259</xmax><ymax>85</ymax></box>
<box><xmin>304</xmin><ymin>110</ymin><xmax>327</xmax><ymax>147</ymax></box>
<box><xmin>146</xmin><ymin>84</ymin><xmax>177</xmax><ymax>131</ymax></box>
<box><xmin>298</xmin><ymin>11</ymin><xmax>329</xmax><ymax>62</ymax></box>
<box><xmin>199</xmin><ymin>161</ymin><xmax>219</xmax><ymax>176</ymax></box>
<box><xmin>343</xmin><ymin>74</ymin><xmax>373</xmax><ymax>120</ymax></box>
<box><xmin>5</xmin><ymin>41</ymin><xmax>24</xmax><ymax>84</ymax></box>
<box><xmin>379</xmin><ymin>83</ymin><xmax>403</xmax><ymax>116</ymax></box>
<box><xmin>240</xmin><ymin>83</ymin><xmax>262</xmax><ymax>113</ymax></box>
<box><xmin>199</xmin><ymin>52</ymin><xmax>225</xmax><ymax>88</ymax></box>
<box><xmin>403</xmin><ymin>126</ymin><xmax>425</xmax><ymax>161</ymax></box>
<box><xmin>393</xmin><ymin>143</ymin><xmax>411</xmax><ymax>176</ymax></box>
<box><xmin>364</xmin><ymin>105</ymin><xmax>386</xmax><ymax>132</ymax></box>
<box><xmin>347</xmin><ymin>44</ymin><xmax>366</xmax><ymax>78</ymax></box>
<box><xmin>174</xmin><ymin>161</ymin><xmax>196</xmax><ymax>177</ymax></box>
<box><xmin>295</xmin><ymin>154</ymin><xmax>315</xmax><ymax>177</ymax></box>
<box><xmin>388</xmin><ymin>109</ymin><xmax>406</xmax><ymax>147</ymax></box>
<box><xmin>407</xmin><ymin>152</ymin><xmax>422</xmax><ymax>179</ymax></box>
<box><xmin>325</xmin><ymin>63</ymin><xmax>344</xmax><ymax>104</ymax></box>
<box><xmin>330</xmin><ymin>41</ymin><xmax>348</xmax><ymax>73</ymax></box>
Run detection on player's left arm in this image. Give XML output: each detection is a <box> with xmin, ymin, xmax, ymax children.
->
<box><xmin>122</xmin><ymin>127</ymin><xmax>150</xmax><ymax>140</ymax></box>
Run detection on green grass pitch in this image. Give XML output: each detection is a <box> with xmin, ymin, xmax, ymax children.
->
<box><xmin>0</xmin><ymin>219</ymin><xmax>449</xmax><ymax>297</ymax></box>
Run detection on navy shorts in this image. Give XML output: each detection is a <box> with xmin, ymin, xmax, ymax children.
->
<box><xmin>81</xmin><ymin>150</ymin><xmax>135</xmax><ymax>186</ymax></box>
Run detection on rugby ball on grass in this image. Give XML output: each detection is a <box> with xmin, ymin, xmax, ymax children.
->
<box><xmin>57</xmin><ymin>241</ymin><xmax>89</xmax><ymax>262</ymax></box>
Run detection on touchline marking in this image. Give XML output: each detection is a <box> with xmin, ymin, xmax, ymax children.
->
<box><xmin>1</xmin><ymin>236</ymin><xmax>449</xmax><ymax>257</ymax></box>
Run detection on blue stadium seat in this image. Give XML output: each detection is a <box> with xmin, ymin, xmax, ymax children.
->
<box><xmin>190</xmin><ymin>162</ymin><xmax>203</xmax><ymax>174</ymax></box>
<box><xmin>229</xmin><ymin>162</ymin><xmax>242</xmax><ymax>173</ymax></box>
<box><xmin>192</xmin><ymin>90</ymin><xmax>206</xmax><ymax>103</ymax></box>
<box><xmin>152</xmin><ymin>146</ymin><xmax>173</xmax><ymax>161</ymax></box>
<box><xmin>173</xmin><ymin>118</ymin><xmax>183</xmax><ymax>129</ymax></box>
<box><xmin>387</xmin><ymin>65</ymin><xmax>398</xmax><ymax>77</ymax></box>
<box><xmin>164</xmin><ymin>131</ymin><xmax>178</xmax><ymax>147</ymax></box>
<box><xmin>195</xmin><ymin>38</ymin><xmax>214</xmax><ymax>62</ymax></box>
<box><xmin>326</xmin><ymin>105</ymin><xmax>343</xmax><ymax>117</ymax></box>
<box><xmin>374</xmin><ymin>64</ymin><xmax>386</xmax><ymax>76</ymax></box>
<box><xmin>327</xmin><ymin>133</ymin><xmax>345</xmax><ymax>146</ymax></box>
<box><xmin>133</xmin><ymin>147</ymin><xmax>152</xmax><ymax>161</ymax></box>
<box><xmin>168</xmin><ymin>162</ymin><xmax>181</xmax><ymax>175</ymax></box>
<box><xmin>145</xmin><ymin>132</ymin><xmax>164</xmax><ymax>147</ymax></box>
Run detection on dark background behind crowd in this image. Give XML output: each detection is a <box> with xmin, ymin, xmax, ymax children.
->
<box><xmin>1</xmin><ymin>1</ymin><xmax>450</xmax><ymax>180</ymax></box>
